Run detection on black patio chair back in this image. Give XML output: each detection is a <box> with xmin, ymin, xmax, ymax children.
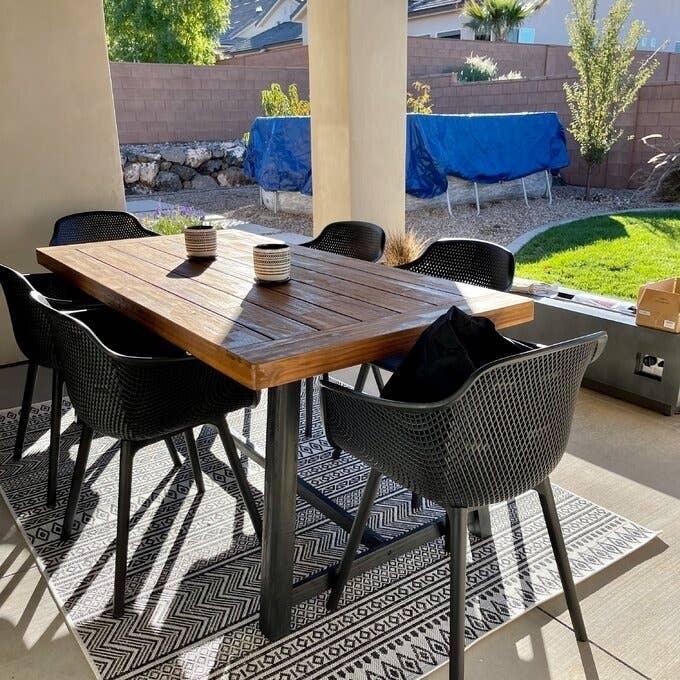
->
<box><xmin>0</xmin><ymin>265</ymin><xmax>58</xmax><ymax>367</ymax></box>
<box><xmin>302</xmin><ymin>221</ymin><xmax>386</xmax><ymax>262</ymax></box>
<box><xmin>400</xmin><ymin>238</ymin><xmax>515</xmax><ymax>292</ymax></box>
<box><xmin>50</xmin><ymin>210</ymin><xmax>156</xmax><ymax>246</ymax></box>
<box><xmin>322</xmin><ymin>332</ymin><xmax>607</xmax><ymax>679</ymax></box>
<box><xmin>321</xmin><ymin>333</ymin><xmax>606</xmax><ymax>508</ymax></box>
<box><xmin>32</xmin><ymin>291</ymin><xmax>261</xmax><ymax>617</ymax></box>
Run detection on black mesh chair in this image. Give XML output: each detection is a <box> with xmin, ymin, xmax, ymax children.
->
<box><xmin>301</xmin><ymin>221</ymin><xmax>386</xmax><ymax>436</ymax></box>
<box><xmin>1</xmin><ymin>265</ymin><xmax>191</xmax><ymax>506</ymax></box>
<box><xmin>356</xmin><ymin>238</ymin><xmax>515</xmax><ymax>395</ymax></box>
<box><xmin>0</xmin><ymin>265</ymin><xmax>105</xmax><ymax>506</ymax></box>
<box><xmin>50</xmin><ymin>210</ymin><xmax>157</xmax><ymax>246</ymax></box>
<box><xmin>33</xmin><ymin>293</ymin><xmax>260</xmax><ymax>617</ymax></box>
<box><xmin>320</xmin><ymin>333</ymin><xmax>607</xmax><ymax>680</ymax></box>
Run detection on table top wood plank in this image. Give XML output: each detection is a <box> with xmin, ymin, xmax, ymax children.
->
<box><xmin>141</xmin><ymin>237</ymin><xmax>414</xmax><ymax>318</ymax></box>
<box><xmin>36</xmin><ymin>230</ymin><xmax>534</xmax><ymax>390</ymax></box>
<box><xmin>85</xmin><ymin>244</ymin><xmax>317</xmax><ymax>340</ymax></box>
<box><xmin>111</xmin><ymin>241</ymin><xmax>361</xmax><ymax>331</ymax></box>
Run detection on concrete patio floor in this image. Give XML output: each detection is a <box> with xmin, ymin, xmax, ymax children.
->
<box><xmin>0</xmin><ymin>374</ymin><xmax>677</xmax><ymax>679</ymax></box>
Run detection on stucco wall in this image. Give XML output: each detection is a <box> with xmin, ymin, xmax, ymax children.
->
<box><xmin>0</xmin><ymin>1</ymin><xmax>124</xmax><ymax>365</ymax></box>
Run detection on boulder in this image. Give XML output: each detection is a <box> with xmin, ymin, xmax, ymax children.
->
<box><xmin>185</xmin><ymin>147</ymin><xmax>211</xmax><ymax>168</ymax></box>
<box><xmin>136</xmin><ymin>152</ymin><xmax>162</xmax><ymax>163</ymax></box>
<box><xmin>139</xmin><ymin>161</ymin><xmax>159</xmax><ymax>185</ymax></box>
<box><xmin>123</xmin><ymin>162</ymin><xmax>140</xmax><ymax>184</ymax></box>
<box><xmin>171</xmin><ymin>163</ymin><xmax>196</xmax><ymax>181</ymax></box>
<box><xmin>222</xmin><ymin>141</ymin><xmax>246</xmax><ymax>166</ymax></box>
<box><xmin>191</xmin><ymin>174</ymin><xmax>218</xmax><ymax>190</ymax></box>
<box><xmin>160</xmin><ymin>161</ymin><xmax>172</xmax><ymax>171</ymax></box>
<box><xmin>161</xmin><ymin>146</ymin><xmax>187</xmax><ymax>164</ymax></box>
<box><xmin>198</xmin><ymin>159</ymin><xmax>223</xmax><ymax>175</ymax></box>
<box><xmin>217</xmin><ymin>167</ymin><xmax>248</xmax><ymax>187</ymax></box>
<box><xmin>155</xmin><ymin>171</ymin><xmax>182</xmax><ymax>192</ymax></box>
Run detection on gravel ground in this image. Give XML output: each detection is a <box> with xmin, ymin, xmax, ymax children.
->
<box><xmin>155</xmin><ymin>184</ymin><xmax>675</xmax><ymax>246</ymax></box>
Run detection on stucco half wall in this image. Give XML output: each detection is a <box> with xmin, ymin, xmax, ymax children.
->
<box><xmin>0</xmin><ymin>1</ymin><xmax>125</xmax><ymax>364</ymax></box>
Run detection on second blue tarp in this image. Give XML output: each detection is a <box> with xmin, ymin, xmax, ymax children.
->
<box><xmin>244</xmin><ymin>112</ymin><xmax>569</xmax><ymax>199</ymax></box>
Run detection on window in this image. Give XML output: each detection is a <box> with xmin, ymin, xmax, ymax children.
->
<box><xmin>507</xmin><ymin>28</ymin><xmax>519</xmax><ymax>43</ymax></box>
<box><xmin>650</xmin><ymin>38</ymin><xmax>657</xmax><ymax>49</ymax></box>
<box><xmin>518</xmin><ymin>27</ymin><xmax>535</xmax><ymax>44</ymax></box>
<box><xmin>675</xmin><ymin>41</ymin><xmax>680</xmax><ymax>53</ymax></box>
<box><xmin>475</xmin><ymin>32</ymin><xmax>491</xmax><ymax>41</ymax></box>
<box><xmin>437</xmin><ymin>30</ymin><xmax>461</xmax><ymax>39</ymax></box>
<box><xmin>639</xmin><ymin>37</ymin><xmax>648</xmax><ymax>48</ymax></box>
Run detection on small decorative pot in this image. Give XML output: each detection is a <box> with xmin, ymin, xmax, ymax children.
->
<box><xmin>184</xmin><ymin>225</ymin><xmax>217</xmax><ymax>260</ymax></box>
<box><xmin>253</xmin><ymin>242</ymin><xmax>291</xmax><ymax>284</ymax></box>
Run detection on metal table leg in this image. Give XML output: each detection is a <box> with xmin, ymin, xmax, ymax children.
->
<box><xmin>468</xmin><ymin>506</ymin><xmax>492</xmax><ymax>538</ymax></box>
<box><xmin>259</xmin><ymin>381</ymin><xmax>301</xmax><ymax>640</ymax></box>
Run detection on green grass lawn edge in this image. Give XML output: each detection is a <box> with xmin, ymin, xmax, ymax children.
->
<box><xmin>515</xmin><ymin>210</ymin><xmax>680</xmax><ymax>301</ymax></box>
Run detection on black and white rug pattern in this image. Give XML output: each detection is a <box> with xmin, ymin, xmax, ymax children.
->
<box><xmin>0</xmin><ymin>387</ymin><xmax>656</xmax><ymax>680</ymax></box>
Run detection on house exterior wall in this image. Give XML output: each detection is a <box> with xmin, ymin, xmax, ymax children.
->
<box><xmin>299</xmin><ymin>0</ymin><xmax>680</xmax><ymax>50</ymax></box>
<box><xmin>0</xmin><ymin>1</ymin><xmax>124</xmax><ymax>365</ymax></box>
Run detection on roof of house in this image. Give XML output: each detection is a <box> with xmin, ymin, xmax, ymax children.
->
<box><xmin>221</xmin><ymin>21</ymin><xmax>302</xmax><ymax>54</ymax></box>
<box><xmin>292</xmin><ymin>0</ymin><xmax>463</xmax><ymax>20</ymax></box>
<box><xmin>220</xmin><ymin>0</ymin><xmax>280</xmax><ymax>41</ymax></box>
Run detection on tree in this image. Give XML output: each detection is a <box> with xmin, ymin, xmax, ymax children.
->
<box><xmin>463</xmin><ymin>0</ymin><xmax>548</xmax><ymax>42</ymax></box>
<box><xmin>564</xmin><ymin>0</ymin><xmax>660</xmax><ymax>199</ymax></box>
<box><xmin>105</xmin><ymin>0</ymin><xmax>230</xmax><ymax>65</ymax></box>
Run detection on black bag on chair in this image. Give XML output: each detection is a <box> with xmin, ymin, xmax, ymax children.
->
<box><xmin>381</xmin><ymin>306</ymin><xmax>525</xmax><ymax>403</ymax></box>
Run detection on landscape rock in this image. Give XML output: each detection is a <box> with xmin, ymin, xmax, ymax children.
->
<box><xmin>139</xmin><ymin>161</ymin><xmax>159</xmax><ymax>186</ymax></box>
<box><xmin>123</xmin><ymin>162</ymin><xmax>140</xmax><ymax>184</ymax></box>
<box><xmin>155</xmin><ymin>171</ymin><xmax>182</xmax><ymax>192</ymax></box>
<box><xmin>161</xmin><ymin>147</ymin><xmax>186</xmax><ymax>164</ymax></box>
<box><xmin>171</xmin><ymin>163</ymin><xmax>196</xmax><ymax>181</ymax></box>
<box><xmin>198</xmin><ymin>159</ymin><xmax>223</xmax><ymax>175</ymax></box>
<box><xmin>191</xmin><ymin>174</ymin><xmax>218</xmax><ymax>190</ymax></box>
<box><xmin>160</xmin><ymin>161</ymin><xmax>172</xmax><ymax>171</ymax></box>
<box><xmin>185</xmin><ymin>147</ymin><xmax>211</xmax><ymax>168</ymax></box>
<box><xmin>217</xmin><ymin>167</ymin><xmax>248</xmax><ymax>187</ymax></box>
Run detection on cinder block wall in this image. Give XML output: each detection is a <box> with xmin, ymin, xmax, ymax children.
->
<box><xmin>110</xmin><ymin>37</ymin><xmax>680</xmax><ymax>189</ymax></box>
<box><xmin>111</xmin><ymin>62</ymin><xmax>309</xmax><ymax>143</ymax></box>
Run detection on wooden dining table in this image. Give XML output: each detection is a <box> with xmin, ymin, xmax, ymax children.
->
<box><xmin>37</xmin><ymin>227</ymin><xmax>534</xmax><ymax>640</ymax></box>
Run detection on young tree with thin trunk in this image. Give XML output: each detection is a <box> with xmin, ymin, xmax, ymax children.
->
<box><xmin>564</xmin><ymin>0</ymin><xmax>660</xmax><ymax>200</ymax></box>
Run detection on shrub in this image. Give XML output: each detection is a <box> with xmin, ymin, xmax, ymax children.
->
<box><xmin>383</xmin><ymin>230</ymin><xmax>428</xmax><ymax>267</ymax></box>
<box><xmin>407</xmin><ymin>81</ymin><xmax>433</xmax><ymax>114</ymax></box>
<box><xmin>261</xmin><ymin>83</ymin><xmax>310</xmax><ymax>117</ymax></box>
<box><xmin>142</xmin><ymin>207</ymin><xmax>207</xmax><ymax>235</ymax></box>
<box><xmin>636</xmin><ymin>134</ymin><xmax>680</xmax><ymax>202</ymax></box>
<box><xmin>497</xmin><ymin>70</ymin><xmax>523</xmax><ymax>80</ymax></box>
<box><xmin>457</xmin><ymin>54</ymin><xmax>498</xmax><ymax>82</ymax></box>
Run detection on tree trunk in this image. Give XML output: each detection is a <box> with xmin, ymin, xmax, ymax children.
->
<box><xmin>585</xmin><ymin>163</ymin><xmax>594</xmax><ymax>201</ymax></box>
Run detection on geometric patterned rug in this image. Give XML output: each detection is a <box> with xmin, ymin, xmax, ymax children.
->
<box><xmin>0</xmin><ymin>384</ymin><xmax>657</xmax><ymax>680</ymax></box>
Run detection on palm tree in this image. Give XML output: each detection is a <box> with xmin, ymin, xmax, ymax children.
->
<box><xmin>463</xmin><ymin>0</ymin><xmax>549</xmax><ymax>42</ymax></box>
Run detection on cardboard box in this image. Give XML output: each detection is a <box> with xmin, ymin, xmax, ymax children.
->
<box><xmin>636</xmin><ymin>278</ymin><xmax>680</xmax><ymax>333</ymax></box>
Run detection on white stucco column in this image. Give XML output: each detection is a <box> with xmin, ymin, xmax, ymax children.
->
<box><xmin>0</xmin><ymin>1</ymin><xmax>124</xmax><ymax>364</ymax></box>
<box><xmin>307</xmin><ymin>0</ymin><xmax>407</xmax><ymax>237</ymax></box>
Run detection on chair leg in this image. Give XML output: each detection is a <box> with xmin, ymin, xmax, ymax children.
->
<box><xmin>327</xmin><ymin>468</ymin><xmax>382</xmax><ymax>611</ymax></box>
<box><xmin>183</xmin><ymin>428</ymin><xmax>205</xmax><ymax>494</ymax></box>
<box><xmin>535</xmin><ymin>478</ymin><xmax>588</xmax><ymax>642</ymax></box>
<box><xmin>46</xmin><ymin>370</ymin><xmax>63</xmax><ymax>507</ymax></box>
<box><xmin>164</xmin><ymin>436</ymin><xmax>182</xmax><ymax>468</ymax></box>
<box><xmin>216</xmin><ymin>417</ymin><xmax>262</xmax><ymax>543</ymax></box>
<box><xmin>113</xmin><ymin>440</ymin><xmax>135</xmax><ymax>618</ymax></box>
<box><xmin>411</xmin><ymin>492</ymin><xmax>422</xmax><ymax>511</ymax></box>
<box><xmin>304</xmin><ymin>377</ymin><xmax>314</xmax><ymax>438</ymax></box>
<box><xmin>61</xmin><ymin>425</ymin><xmax>93</xmax><ymax>540</ymax></box>
<box><xmin>13</xmin><ymin>361</ymin><xmax>38</xmax><ymax>461</ymax></box>
<box><xmin>354</xmin><ymin>364</ymin><xmax>370</xmax><ymax>392</ymax></box>
<box><xmin>447</xmin><ymin>506</ymin><xmax>468</xmax><ymax>680</ymax></box>
<box><xmin>370</xmin><ymin>365</ymin><xmax>385</xmax><ymax>392</ymax></box>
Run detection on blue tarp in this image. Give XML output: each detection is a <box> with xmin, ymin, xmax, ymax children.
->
<box><xmin>243</xmin><ymin>116</ymin><xmax>313</xmax><ymax>194</ymax></box>
<box><xmin>244</xmin><ymin>112</ymin><xmax>569</xmax><ymax>199</ymax></box>
<box><xmin>406</xmin><ymin>113</ymin><xmax>569</xmax><ymax>198</ymax></box>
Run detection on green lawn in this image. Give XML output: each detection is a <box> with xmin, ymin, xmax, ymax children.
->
<box><xmin>515</xmin><ymin>211</ymin><xmax>680</xmax><ymax>300</ymax></box>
